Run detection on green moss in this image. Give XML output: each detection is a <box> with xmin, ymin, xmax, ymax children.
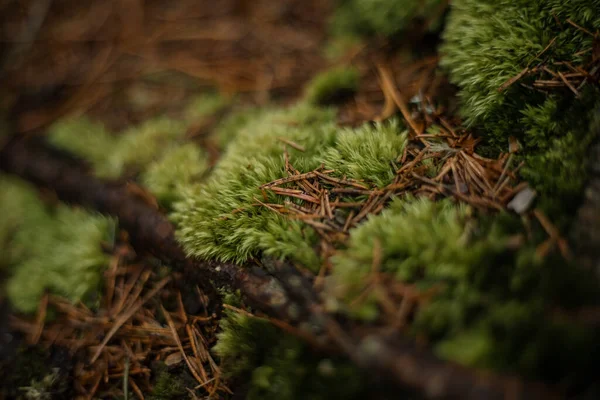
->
<box><xmin>47</xmin><ymin>117</ymin><xmax>119</xmax><ymax>177</ymax></box>
<box><xmin>304</xmin><ymin>66</ymin><xmax>360</xmax><ymax>106</ymax></box>
<box><xmin>185</xmin><ymin>92</ymin><xmax>230</xmax><ymax>123</ymax></box>
<box><xmin>47</xmin><ymin>92</ymin><xmax>229</xmax><ymax>189</ymax></box>
<box><xmin>7</xmin><ymin>205</ymin><xmax>114</xmax><ymax>313</ymax></box>
<box><xmin>214</xmin><ymin>310</ymin><xmax>283</xmax><ymax>379</ymax></box>
<box><xmin>327</xmin><ymin>197</ymin><xmax>510</xmax><ymax>320</ymax></box>
<box><xmin>432</xmin><ymin>299</ymin><xmax>598</xmax><ymax>381</ymax></box>
<box><xmin>48</xmin><ymin>116</ymin><xmax>187</xmax><ymax>179</ymax></box>
<box><xmin>142</xmin><ymin>144</ymin><xmax>209</xmax><ymax>207</ymax></box>
<box><xmin>441</xmin><ymin>0</ymin><xmax>600</xmax><ymax>219</ymax></box>
<box><xmin>147</xmin><ymin>363</ymin><xmax>190</xmax><ymax>400</ymax></box>
<box><xmin>441</xmin><ymin>0</ymin><xmax>599</xmax><ymax>138</ymax></box>
<box><xmin>1</xmin><ymin>174</ymin><xmax>114</xmax><ymax>313</ymax></box>
<box><xmin>212</xmin><ymin>107</ymin><xmax>267</xmax><ymax>150</ymax></box>
<box><xmin>47</xmin><ymin>114</ymin><xmax>210</xmax><ymax>207</ymax></box>
<box><xmin>173</xmin><ymin>104</ymin><xmax>337</xmax><ymax>268</ymax></box>
<box><xmin>327</xmin><ymin>196</ymin><xmax>600</xmax><ymax>379</ymax></box>
<box><xmin>111</xmin><ymin>117</ymin><xmax>187</xmax><ymax>177</ymax></box>
<box><xmin>214</xmin><ymin>307</ymin><xmax>368</xmax><ymax>400</ymax></box>
<box><xmin>323</xmin><ymin>118</ymin><xmax>407</xmax><ymax>187</ymax></box>
<box><xmin>519</xmin><ymin>93</ymin><xmax>599</xmax><ymax>206</ymax></box>
<box><xmin>0</xmin><ymin>176</ymin><xmax>48</xmax><ymax>266</ymax></box>
<box><xmin>330</xmin><ymin>0</ymin><xmax>447</xmax><ymax>39</ymax></box>
<box><xmin>173</xmin><ymin>105</ymin><xmax>407</xmax><ymax>269</ymax></box>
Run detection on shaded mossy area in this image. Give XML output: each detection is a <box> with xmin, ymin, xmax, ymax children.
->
<box><xmin>0</xmin><ymin>345</ymin><xmax>73</xmax><ymax>400</ymax></box>
<box><xmin>0</xmin><ymin>175</ymin><xmax>114</xmax><ymax>313</ymax></box>
<box><xmin>213</xmin><ymin>294</ymin><xmax>372</xmax><ymax>400</ymax></box>
<box><xmin>47</xmin><ymin>93</ymin><xmax>219</xmax><ymax>208</ymax></box>
<box><xmin>441</xmin><ymin>0</ymin><xmax>600</xmax><ymax>223</ymax></box>
<box><xmin>327</xmin><ymin>198</ymin><xmax>600</xmax><ymax>382</ymax></box>
<box><xmin>2</xmin><ymin>0</ymin><xmax>600</xmax><ymax>398</ymax></box>
<box><xmin>172</xmin><ymin>105</ymin><xmax>408</xmax><ymax>267</ymax></box>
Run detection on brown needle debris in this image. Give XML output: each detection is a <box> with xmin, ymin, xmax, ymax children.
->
<box><xmin>260</xmin><ymin>110</ymin><xmax>523</xmax><ymax>264</ymax></box>
<box><xmin>10</xmin><ymin>245</ymin><xmax>227</xmax><ymax>399</ymax></box>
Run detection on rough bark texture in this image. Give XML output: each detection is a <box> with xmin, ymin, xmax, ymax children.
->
<box><xmin>0</xmin><ymin>134</ymin><xmax>560</xmax><ymax>399</ymax></box>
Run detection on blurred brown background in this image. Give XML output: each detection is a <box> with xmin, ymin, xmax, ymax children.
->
<box><xmin>0</xmin><ymin>0</ymin><xmax>332</xmax><ymax>132</ymax></box>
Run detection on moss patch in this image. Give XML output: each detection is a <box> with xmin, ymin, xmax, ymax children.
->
<box><xmin>172</xmin><ymin>106</ymin><xmax>407</xmax><ymax>269</ymax></box>
<box><xmin>441</xmin><ymin>0</ymin><xmax>600</xmax><ymax>221</ymax></box>
<box><xmin>47</xmin><ymin>113</ymin><xmax>210</xmax><ymax>207</ymax></box>
<box><xmin>142</xmin><ymin>144</ymin><xmax>208</xmax><ymax>207</ymax></box>
<box><xmin>0</xmin><ymin>174</ymin><xmax>114</xmax><ymax>313</ymax></box>
<box><xmin>304</xmin><ymin>66</ymin><xmax>360</xmax><ymax>106</ymax></box>
<box><xmin>214</xmin><ymin>307</ymin><xmax>368</xmax><ymax>400</ymax></box>
<box><xmin>327</xmin><ymin>196</ymin><xmax>600</xmax><ymax>380</ymax></box>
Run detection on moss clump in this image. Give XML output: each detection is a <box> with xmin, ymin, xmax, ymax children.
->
<box><xmin>327</xmin><ymin>196</ymin><xmax>600</xmax><ymax>380</ymax></box>
<box><xmin>172</xmin><ymin>104</ymin><xmax>407</xmax><ymax>269</ymax></box>
<box><xmin>142</xmin><ymin>144</ymin><xmax>208</xmax><ymax>207</ymax></box>
<box><xmin>331</xmin><ymin>0</ymin><xmax>447</xmax><ymax>39</ymax></box>
<box><xmin>47</xmin><ymin>114</ymin><xmax>210</xmax><ymax>208</ymax></box>
<box><xmin>441</xmin><ymin>0</ymin><xmax>599</xmax><ymax>136</ymax></box>
<box><xmin>173</xmin><ymin>103</ymin><xmax>337</xmax><ymax>268</ymax></box>
<box><xmin>327</xmin><ymin>197</ymin><xmax>510</xmax><ymax>320</ymax></box>
<box><xmin>48</xmin><ymin>116</ymin><xmax>187</xmax><ymax>179</ymax></box>
<box><xmin>304</xmin><ymin>66</ymin><xmax>360</xmax><ymax>106</ymax></box>
<box><xmin>0</xmin><ymin>174</ymin><xmax>114</xmax><ymax>313</ymax></box>
<box><xmin>47</xmin><ymin>117</ymin><xmax>119</xmax><ymax>177</ymax></box>
<box><xmin>214</xmin><ymin>308</ymin><xmax>368</xmax><ymax>400</ymax></box>
<box><xmin>147</xmin><ymin>362</ymin><xmax>193</xmax><ymax>400</ymax></box>
<box><xmin>323</xmin><ymin>118</ymin><xmax>407</xmax><ymax>187</ymax></box>
<box><xmin>111</xmin><ymin>117</ymin><xmax>188</xmax><ymax>177</ymax></box>
<box><xmin>0</xmin><ymin>176</ymin><xmax>49</xmax><ymax>266</ymax></box>
<box><xmin>519</xmin><ymin>93</ymin><xmax>598</xmax><ymax>221</ymax></box>
<box><xmin>441</xmin><ymin>0</ymin><xmax>600</xmax><ymax>218</ymax></box>
<box><xmin>185</xmin><ymin>92</ymin><xmax>230</xmax><ymax>123</ymax></box>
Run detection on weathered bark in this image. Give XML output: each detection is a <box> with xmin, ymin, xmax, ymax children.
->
<box><xmin>0</xmin><ymin>134</ymin><xmax>559</xmax><ymax>399</ymax></box>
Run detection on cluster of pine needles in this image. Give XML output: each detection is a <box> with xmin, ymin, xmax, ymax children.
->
<box><xmin>11</xmin><ymin>243</ymin><xmax>228</xmax><ymax>399</ymax></box>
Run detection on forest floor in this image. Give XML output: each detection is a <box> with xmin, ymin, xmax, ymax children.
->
<box><xmin>0</xmin><ymin>0</ymin><xmax>584</xmax><ymax>399</ymax></box>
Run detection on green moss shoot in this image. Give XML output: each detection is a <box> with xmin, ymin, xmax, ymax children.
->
<box><xmin>47</xmin><ymin>117</ymin><xmax>120</xmax><ymax>178</ymax></box>
<box><xmin>1</xmin><ymin>174</ymin><xmax>114</xmax><ymax>313</ymax></box>
<box><xmin>172</xmin><ymin>105</ymin><xmax>407</xmax><ymax>269</ymax></box>
<box><xmin>327</xmin><ymin>195</ymin><xmax>600</xmax><ymax>379</ymax></box>
<box><xmin>304</xmin><ymin>66</ymin><xmax>360</xmax><ymax>106</ymax></box>
<box><xmin>142</xmin><ymin>144</ymin><xmax>209</xmax><ymax>207</ymax></box>
<box><xmin>185</xmin><ymin>92</ymin><xmax>230</xmax><ymax>123</ymax></box>
<box><xmin>322</xmin><ymin>118</ymin><xmax>407</xmax><ymax>187</ymax></box>
<box><xmin>441</xmin><ymin>0</ymin><xmax>599</xmax><ymax>137</ymax></box>
<box><xmin>441</xmin><ymin>0</ymin><xmax>600</xmax><ymax>219</ymax></box>
<box><xmin>214</xmin><ymin>305</ymin><xmax>368</xmax><ymax>400</ymax></box>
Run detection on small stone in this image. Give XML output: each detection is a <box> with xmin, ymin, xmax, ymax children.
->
<box><xmin>165</xmin><ymin>352</ymin><xmax>183</xmax><ymax>367</ymax></box>
<box><xmin>508</xmin><ymin>186</ymin><xmax>537</xmax><ymax>214</ymax></box>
